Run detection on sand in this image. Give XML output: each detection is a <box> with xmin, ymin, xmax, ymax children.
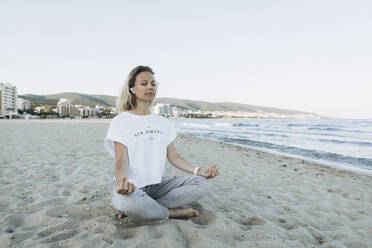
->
<box><xmin>0</xmin><ymin>119</ymin><xmax>371</xmax><ymax>248</ymax></box>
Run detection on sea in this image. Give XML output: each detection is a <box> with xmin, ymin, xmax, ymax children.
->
<box><xmin>168</xmin><ymin>118</ymin><xmax>372</xmax><ymax>176</ymax></box>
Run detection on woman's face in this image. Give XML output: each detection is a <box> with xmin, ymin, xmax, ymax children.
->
<box><xmin>133</xmin><ymin>71</ymin><xmax>158</xmax><ymax>102</ymax></box>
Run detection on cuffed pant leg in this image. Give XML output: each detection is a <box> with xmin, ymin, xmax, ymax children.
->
<box><xmin>111</xmin><ymin>186</ymin><xmax>169</xmax><ymax>220</ymax></box>
<box><xmin>153</xmin><ymin>175</ymin><xmax>211</xmax><ymax>209</ymax></box>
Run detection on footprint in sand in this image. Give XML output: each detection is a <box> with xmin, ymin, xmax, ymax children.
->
<box><xmin>191</xmin><ymin>209</ymin><xmax>217</xmax><ymax>226</ymax></box>
<box><xmin>2</xmin><ymin>214</ymin><xmax>24</xmax><ymax>236</ymax></box>
<box><xmin>39</xmin><ymin>229</ymin><xmax>79</xmax><ymax>244</ymax></box>
<box><xmin>277</xmin><ymin>218</ymin><xmax>298</xmax><ymax>230</ymax></box>
<box><xmin>37</xmin><ymin>220</ymin><xmax>78</xmax><ymax>238</ymax></box>
<box><xmin>3</xmin><ymin>214</ymin><xmax>24</xmax><ymax>228</ymax></box>
<box><xmin>229</xmin><ymin>214</ymin><xmax>266</xmax><ymax>231</ymax></box>
<box><xmin>187</xmin><ymin>202</ymin><xmax>217</xmax><ymax>226</ymax></box>
<box><xmin>45</xmin><ymin>203</ymin><xmax>113</xmax><ymax>220</ymax></box>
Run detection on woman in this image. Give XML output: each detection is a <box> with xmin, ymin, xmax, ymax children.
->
<box><xmin>104</xmin><ymin>65</ymin><xmax>219</xmax><ymax>220</ymax></box>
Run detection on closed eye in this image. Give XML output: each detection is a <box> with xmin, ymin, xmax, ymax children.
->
<box><xmin>141</xmin><ymin>83</ymin><xmax>158</xmax><ymax>87</ymax></box>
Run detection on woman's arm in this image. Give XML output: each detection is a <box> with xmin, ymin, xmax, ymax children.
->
<box><xmin>167</xmin><ymin>142</ymin><xmax>196</xmax><ymax>174</ymax></box>
<box><xmin>114</xmin><ymin>141</ymin><xmax>136</xmax><ymax>194</ymax></box>
<box><xmin>114</xmin><ymin>141</ymin><xmax>130</xmax><ymax>182</ymax></box>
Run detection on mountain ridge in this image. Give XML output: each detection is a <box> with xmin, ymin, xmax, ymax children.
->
<box><xmin>19</xmin><ymin>92</ymin><xmax>319</xmax><ymax>116</ymax></box>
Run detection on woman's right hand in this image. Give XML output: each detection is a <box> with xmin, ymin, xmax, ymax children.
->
<box><xmin>116</xmin><ymin>177</ymin><xmax>136</xmax><ymax>195</ymax></box>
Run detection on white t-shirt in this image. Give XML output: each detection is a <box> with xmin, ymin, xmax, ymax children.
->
<box><xmin>103</xmin><ymin>111</ymin><xmax>177</xmax><ymax>188</ymax></box>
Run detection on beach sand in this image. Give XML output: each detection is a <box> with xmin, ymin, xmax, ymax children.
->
<box><xmin>0</xmin><ymin>120</ymin><xmax>371</xmax><ymax>247</ymax></box>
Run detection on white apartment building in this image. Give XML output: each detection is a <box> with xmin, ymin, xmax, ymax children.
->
<box><xmin>57</xmin><ymin>98</ymin><xmax>75</xmax><ymax>117</ymax></box>
<box><xmin>77</xmin><ymin>106</ymin><xmax>95</xmax><ymax>117</ymax></box>
<box><xmin>152</xmin><ymin>103</ymin><xmax>177</xmax><ymax>116</ymax></box>
<box><xmin>0</xmin><ymin>82</ymin><xmax>18</xmax><ymax>115</ymax></box>
<box><xmin>17</xmin><ymin>98</ymin><xmax>31</xmax><ymax>111</ymax></box>
<box><xmin>57</xmin><ymin>98</ymin><xmax>96</xmax><ymax>117</ymax></box>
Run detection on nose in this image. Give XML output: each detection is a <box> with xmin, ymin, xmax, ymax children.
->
<box><xmin>147</xmin><ymin>84</ymin><xmax>157</xmax><ymax>90</ymax></box>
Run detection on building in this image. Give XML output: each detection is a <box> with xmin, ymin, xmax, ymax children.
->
<box><xmin>152</xmin><ymin>104</ymin><xmax>161</xmax><ymax>114</ymax></box>
<box><xmin>57</xmin><ymin>98</ymin><xmax>97</xmax><ymax>117</ymax></box>
<box><xmin>152</xmin><ymin>103</ymin><xmax>176</xmax><ymax>116</ymax></box>
<box><xmin>58</xmin><ymin>105</ymin><xmax>79</xmax><ymax>117</ymax></box>
<box><xmin>34</xmin><ymin>106</ymin><xmax>46</xmax><ymax>114</ymax></box>
<box><xmin>17</xmin><ymin>98</ymin><xmax>31</xmax><ymax>111</ymax></box>
<box><xmin>77</xmin><ymin>106</ymin><xmax>95</xmax><ymax>117</ymax></box>
<box><xmin>0</xmin><ymin>82</ymin><xmax>18</xmax><ymax>115</ymax></box>
<box><xmin>57</xmin><ymin>98</ymin><xmax>75</xmax><ymax>117</ymax></box>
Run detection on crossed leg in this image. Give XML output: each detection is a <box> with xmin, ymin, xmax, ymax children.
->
<box><xmin>150</xmin><ymin>175</ymin><xmax>211</xmax><ymax>218</ymax></box>
<box><xmin>112</xmin><ymin>175</ymin><xmax>211</xmax><ymax>220</ymax></box>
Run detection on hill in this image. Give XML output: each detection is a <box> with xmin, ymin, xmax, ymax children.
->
<box><xmin>20</xmin><ymin>92</ymin><xmax>116</xmax><ymax>107</ymax></box>
<box><xmin>153</xmin><ymin>98</ymin><xmax>315</xmax><ymax>115</ymax></box>
<box><xmin>19</xmin><ymin>92</ymin><xmax>318</xmax><ymax>116</ymax></box>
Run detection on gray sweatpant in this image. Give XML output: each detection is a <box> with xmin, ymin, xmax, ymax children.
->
<box><xmin>110</xmin><ymin>175</ymin><xmax>211</xmax><ymax>220</ymax></box>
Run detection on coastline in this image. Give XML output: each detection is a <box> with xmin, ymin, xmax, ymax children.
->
<box><xmin>185</xmin><ymin>134</ymin><xmax>372</xmax><ymax>178</ymax></box>
<box><xmin>3</xmin><ymin>118</ymin><xmax>370</xmax><ymax>177</ymax></box>
<box><xmin>0</xmin><ymin>122</ymin><xmax>371</xmax><ymax>247</ymax></box>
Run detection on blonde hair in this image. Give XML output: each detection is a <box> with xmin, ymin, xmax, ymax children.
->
<box><xmin>116</xmin><ymin>65</ymin><xmax>156</xmax><ymax>112</ymax></box>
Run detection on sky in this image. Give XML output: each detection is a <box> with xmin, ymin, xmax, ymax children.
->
<box><xmin>1</xmin><ymin>0</ymin><xmax>371</xmax><ymax>118</ymax></box>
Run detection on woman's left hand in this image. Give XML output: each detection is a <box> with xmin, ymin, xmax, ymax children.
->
<box><xmin>198</xmin><ymin>164</ymin><xmax>219</xmax><ymax>179</ymax></box>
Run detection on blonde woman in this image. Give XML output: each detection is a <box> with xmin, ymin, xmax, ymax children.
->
<box><xmin>104</xmin><ymin>65</ymin><xmax>219</xmax><ymax>220</ymax></box>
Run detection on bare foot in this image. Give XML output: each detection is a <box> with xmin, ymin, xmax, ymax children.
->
<box><xmin>116</xmin><ymin>212</ymin><xmax>127</xmax><ymax>220</ymax></box>
<box><xmin>168</xmin><ymin>207</ymin><xmax>199</xmax><ymax>219</ymax></box>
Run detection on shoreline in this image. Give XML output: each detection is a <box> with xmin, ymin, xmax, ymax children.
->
<box><xmin>184</xmin><ymin>134</ymin><xmax>372</xmax><ymax>178</ymax></box>
<box><xmin>1</xmin><ymin>118</ymin><xmax>371</xmax><ymax>177</ymax></box>
<box><xmin>177</xmin><ymin>134</ymin><xmax>372</xmax><ymax>180</ymax></box>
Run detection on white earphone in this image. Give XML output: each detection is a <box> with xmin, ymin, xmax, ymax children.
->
<box><xmin>130</xmin><ymin>87</ymin><xmax>135</xmax><ymax>94</ymax></box>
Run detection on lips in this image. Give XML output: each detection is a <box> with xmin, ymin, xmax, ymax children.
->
<box><xmin>145</xmin><ymin>93</ymin><xmax>154</xmax><ymax>95</ymax></box>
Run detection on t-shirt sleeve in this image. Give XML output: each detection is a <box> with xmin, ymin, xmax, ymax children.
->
<box><xmin>167</xmin><ymin>120</ymin><xmax>177</xmax><ymax>146</ymax></box>
<box><xmin>103</xmin><ymin>117</ymin><xmax>129</xmax><ymax>158</ymax></box>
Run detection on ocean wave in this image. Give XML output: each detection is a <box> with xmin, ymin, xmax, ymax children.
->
<box><xmin>213</xmin><ymin>122</ymin><xmax>233</xmax><ymax>127</ymax></box>
<box><xmin>308</xmin><ymin>127</ymin><xmax>369</xmax><ymax>134</ymax></box>
<box><xmin>308</xmin><ymin>127</ymin><xmax>342</xmax><ymax>131</ymax></box>
<box><xmin>318</xmin><ymin>138</ymin><xmax>372</xmax><ymax>147</ymax></box>
<box><xmin>232</xmin><ymin>123</ymin><xmax>259</xmax><ymax>127</ymax></box>
<box><xmin>264</xmin><ymin>133</ymin><xmax>289</xmax><ymax>138</ymax></box>
<box><xmin>219</xmin><ymin>136</ymin><xmax>372</xmax><ymax>168</ymax></box>
<box><xmin>287</xmin><ymin>124</ymin><xmax>308</xmax><ymax>127</ymax></box>
<box><xmin>181</xmin><ymin>123</ymin><xmax>211</xmax><ymax>129</ymax></box>
<box><xmin>241</xmin><ymin>131</ymin><xmax>289</xmax><ymax>138</ymax></box>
